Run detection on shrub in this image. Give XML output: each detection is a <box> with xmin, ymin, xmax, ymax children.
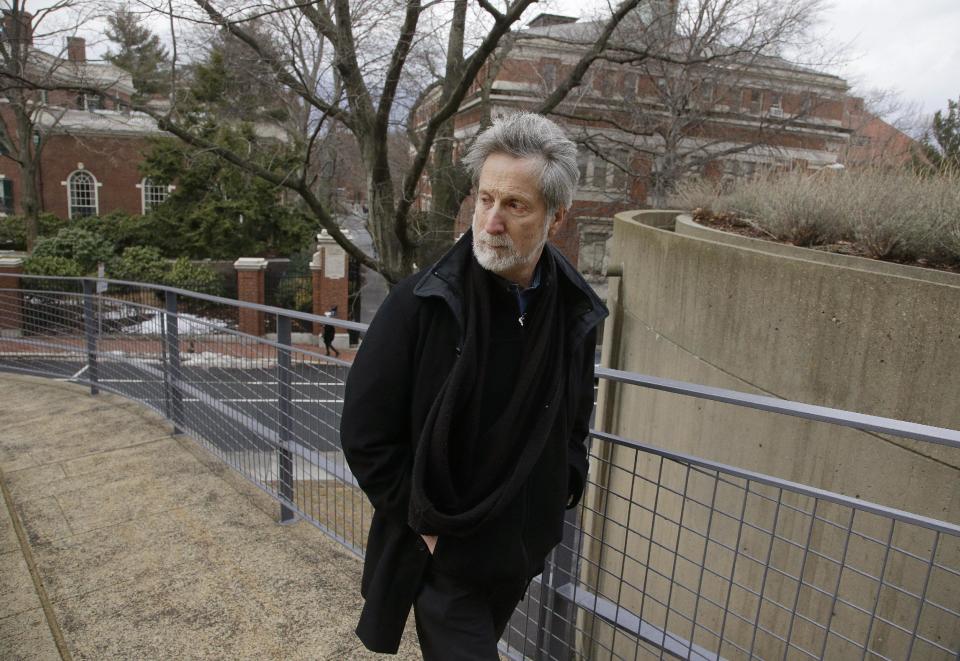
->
<box><xmin>671</xmin><ymin>167</ymin><xmax>960</xmax><ymax>265</ymax></box>
<box><xmin>0</xmin><ymin>213</ymin><xmax>68</xmax><ymax>250</ymax></box>
<box><xmin>164</xmin><ymin>257</ymin><xmax>224</xmax><ymax>296</ymax></box>
<box><xmin>108</xmin><ymin>246</ymin><xmax>169</xmax><ymax>285</ymax></box>
<box><xmin>32</xmin><ymin>227</ymin><xmax>115</xmax><ymax>273</ymax></box>
<box><xmin>75</xmin><ymin>212</ymin><xmax>177</xmax><ymax>254</ymax></box>
<box><xmin>21</xmin><ymin>255</ymin><xmax>85</xmax><ymax>291</ymax></box>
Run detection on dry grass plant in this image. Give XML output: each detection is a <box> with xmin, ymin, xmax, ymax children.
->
<box><xmin>670</xmin><ymin>166</ymin><xmax>960</xmax><ymax>265</ymax></box>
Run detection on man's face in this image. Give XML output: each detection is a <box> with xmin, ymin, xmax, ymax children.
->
<box><xmin>472</xmin><ymin>153</ymin><xmax>564</xmax><ymax>286</ymax></box>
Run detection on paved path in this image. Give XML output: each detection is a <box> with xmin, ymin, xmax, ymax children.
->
<box><xmin>0</xmin><ymin>374</ymin><xmax>420</xmax><ymax>660</ymax></box>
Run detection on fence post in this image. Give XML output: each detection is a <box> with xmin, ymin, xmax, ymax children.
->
<box><xmin>536</xmin><ymin>508</ymin><xmax>581</xmax><ymax>657</ymax></box>
<box><xmin>164</xmin><ymin>290</ymin><xmax>184</xmax><ymax>434</ymax></box>
<box><xmin>81</xmin><ymin>279</ymin><xmax>99</xmax><ymax>395</ymax></box>
<box><xmin>234</xmin><ymin>257</ymin><xmax>268</xmax><ymax>336</ymax></box>
<box><xmin>276</xmin><ymin>313</ymin><xmax>296</xmax><ymax>523</ymax></box>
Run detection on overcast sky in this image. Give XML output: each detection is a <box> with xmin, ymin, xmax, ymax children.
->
<box><xmin>817</xmin><ymin>0</ymin><xmax>959</xmax><ymax>117</ymax></box>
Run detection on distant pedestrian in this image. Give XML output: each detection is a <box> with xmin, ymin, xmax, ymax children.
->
<box><xmin>323</xmin><ymin>306</ymin><xmax>340</xmax><ymax>357</ymax></box>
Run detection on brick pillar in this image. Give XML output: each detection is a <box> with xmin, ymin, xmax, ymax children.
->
<box><xmin>0</xmin><ymin>257</ymin><xmax>24</xmax><ymax>337</ymax></box>
<box><xmin>234</xmin><ymin>257</ymin><xmax>268</xmax><ymax>337</ymax></box>
<box><xmin>311</xmin><ymin>230</ymin><xmax>350</xmax><ymax>344</ymax></box>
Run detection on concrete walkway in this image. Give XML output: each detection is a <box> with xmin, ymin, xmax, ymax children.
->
<box><xmin>0</xmin><ymin>374</ymin><xmax>420</xmax><ymax>660</ymax></box>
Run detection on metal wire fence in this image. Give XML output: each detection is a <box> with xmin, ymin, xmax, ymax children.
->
<box><xmin>1</xmin><ymin>276</ymin><xmax>957</xmax><ymax>660</ymax></box>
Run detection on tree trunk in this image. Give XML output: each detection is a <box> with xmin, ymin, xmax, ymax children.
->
<box><xmin>414</xmin><ymin>0</ymin><xmax>470</xmax><ymax>268</ymax></box>
<box><xmin>365</xmin><ymin>137</ymin><xmax>412</xmax><ymax>281</ymax></box>
<box><xmin>418</xmin><ymin>135</ymin><xmax>471</xmax><ymax>266</ymax></box>
<box><xmin>14</xmin><ymin>104</ymin><xmax>40</xmax><ymax>251</ymax></box>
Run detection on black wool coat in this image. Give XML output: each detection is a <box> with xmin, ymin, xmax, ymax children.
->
<box><xmin>339</xmin><ymin>233</ymin><xmax>607</xmax><ymax>653</ymax></box>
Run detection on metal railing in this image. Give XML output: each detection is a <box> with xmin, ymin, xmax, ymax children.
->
<box><xmin>1</xmin><ymin>276</ymin><xmax>957</xmax><ymax>660</ymax></box>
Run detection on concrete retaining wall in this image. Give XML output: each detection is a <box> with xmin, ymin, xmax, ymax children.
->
<box><xmin>581</xmin><ymin>210</ymin><xmax>960</xmax><ymax>659</ymax></box>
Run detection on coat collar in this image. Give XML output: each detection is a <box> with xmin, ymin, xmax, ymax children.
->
<box><xmin>413</xmin><ymin>229</ymin><xmax>608</xmax><ymax>343</ymax></box>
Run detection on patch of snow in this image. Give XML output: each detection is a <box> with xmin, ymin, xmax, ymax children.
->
<box><xmin>121</xmin><ymin>313</ymin><xmax>228</xmax><ymax>336</ymax></box>
<box><xmin>180</xmin><ymin>352</ymin><xmax>276</xmax><ymax>369</ymax></box>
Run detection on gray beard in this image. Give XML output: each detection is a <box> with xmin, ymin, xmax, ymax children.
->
<box><xmin>472</xmin><ymin>221</ymin><xmax>549</xmax><ymax>275</ymax></box>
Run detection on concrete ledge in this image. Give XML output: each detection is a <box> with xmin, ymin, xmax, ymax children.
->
<box><xmin>0</xmin><ymin>374</ymin><xmax>420</xmax><ymax>659</ymax></box>
<box><xmin>670</xmin><ymin>212</ymin><xmax>960</xmax><ymax>287</ymax></box>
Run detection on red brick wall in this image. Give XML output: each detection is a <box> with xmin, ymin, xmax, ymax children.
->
<box><xmin>40</xmin><ymin>133</ymin><xmax>151</xmax><ymax>218</ymax></box>
<box><xmin>0</xmin><ymin>107</ymin><xmax>152</xmax><ymax>219</ymax></box>
<box><xmin>236</xmin><ymin>268</ymin><xmax>266</xmax><ymax>336</ymax></box>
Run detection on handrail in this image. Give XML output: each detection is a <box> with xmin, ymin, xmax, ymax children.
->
<box><xmin>596</xmin><ymin>367</ymin><xmax>960</xmax><ymax>448</ymax></box>
<box><xmin>14</xmin><ymin>275</ymin><xmax>368</xmax><ymax>332</ymax></box>
<box><xmin>5</xmin><ymin>280</ymin><xmax>960</xmax><ymax>448</ymax></box>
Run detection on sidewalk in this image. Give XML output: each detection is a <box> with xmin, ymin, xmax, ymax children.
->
<box><xmin>0</xmin><ymin>373</ymin><xmax>418</xmax><ymax>660</ymax></box>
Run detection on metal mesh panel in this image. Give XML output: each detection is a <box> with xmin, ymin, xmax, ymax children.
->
<box><xmin>1</xmin><ymin>276</ymin><xmax>957</xmax><ymax>660</ymax></box>
<box><xmin>495</xmin><ymin>437</ymin><xmax>960</xmax><ymax>661</ymax></box>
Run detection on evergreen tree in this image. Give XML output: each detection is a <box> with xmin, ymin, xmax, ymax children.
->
<box><xmin>918</xmin><ymin>96</ymin><xmax>960</xmax><ymax>173</ymax></box>
<box><xmin>930</xmin><ymin>96</ymin><xmax>960</xmax><ymax>171</ymax></box>
<box><xmin>104</xmin><ymin>9</ymin><xmax>170</xmax><ymax>98</ymax></box>
<box><xmin>139</xmin><ymin>124</ymin><xmax>314</xmax><ymax>260</ymax></box>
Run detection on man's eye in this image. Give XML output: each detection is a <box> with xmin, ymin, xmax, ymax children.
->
<box><xmin>509</xmin><ymin>201</ymin><xmax>526</xmax><ymax>211</ymax></box>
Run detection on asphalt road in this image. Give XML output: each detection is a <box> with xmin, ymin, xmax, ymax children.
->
<box><xmin>0</xmin><ymin>355</ymin><xmax>348</xmax><ymax>464</ymax></box>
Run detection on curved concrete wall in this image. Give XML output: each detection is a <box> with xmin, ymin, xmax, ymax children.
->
<box><xmin>675</xmin><ymin>213</ymin><xmax>960</xmax><ymax>287</ymax></box>
<box><xmin>582</xmin><ymin>210</ymin><xmax>960</xmax><ymax>659</ymax></box>
<box><xmin>603</xmin><ymin>210</ymin><xmax>960</xmax><ymax>497</ymax></box>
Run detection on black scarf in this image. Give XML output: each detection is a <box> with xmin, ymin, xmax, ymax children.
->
<box><xmin>408</xmin><ymin>247</ymin><xmax>566</xmax><ymax>537</ymax></box>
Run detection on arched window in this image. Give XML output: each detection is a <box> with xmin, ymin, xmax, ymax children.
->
<box><xmin>67</xmin><ymin>170</ymin><xmax>98</xmax><ymax>218</ymax></box>
<box><xmin>140</xmin><ymin>177</ymin><xmax>169</xmax><ymax>213</ymax></box>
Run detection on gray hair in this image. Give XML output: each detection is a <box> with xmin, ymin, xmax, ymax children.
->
<box><xmin>462</xmin><ymin>112</ymin><xmax>579</xmax><ymax>214</ymax></box>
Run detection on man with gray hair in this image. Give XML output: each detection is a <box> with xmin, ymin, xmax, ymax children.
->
<box><xmin>341</xmin><ymin>112</ymin><xmax>607</xmax><ymax>658</ymax></box>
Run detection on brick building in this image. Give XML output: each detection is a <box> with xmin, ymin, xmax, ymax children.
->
<box><xmin>0</xmin><ymin>14</ymin><xmax>169</xmax><ymax>220</ymax></box>
<box><xmin>841</xmin><ymin>97</ymin><xmax>920</xmax><ymax>168</ymax></box>
<box><xmin>415</xmin><ymin>11</ymin><xmax>873</xmax><ymax>285</ymax></box>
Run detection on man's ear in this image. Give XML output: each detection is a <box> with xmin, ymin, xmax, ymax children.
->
<box><xmin>548</xmin><ymin>207</ymin><xmax>566</xmax><ymax>239</ymax></box>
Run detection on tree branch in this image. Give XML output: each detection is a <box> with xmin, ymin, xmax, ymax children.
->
<box><xmin>395</xmin><ymin>0</ymin><xmax>536</xmax><ymax>227</ymax></box>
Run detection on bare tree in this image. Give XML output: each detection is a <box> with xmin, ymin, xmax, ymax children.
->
<box><xmin>840</xmin><ymin>87</ymin><xmax>926</xmax><ymax>168</ymax></box>
<box><xmin>0</xmin><ymin>0</ymin><xmax>107</xmax><ymax>249</ymax></box>
<box><xmin>551</xmin><ymin>0</ymin><xmax>843</xmax><ymax>207</ymax></box>
<box><xmin>126</xmin><ymin>0</ymin><xmax>652</xmax><ymax>283</ymax></box>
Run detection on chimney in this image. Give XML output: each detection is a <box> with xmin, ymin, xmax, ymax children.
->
<box><xmin>66</xmin><ymin>36</ymin><xmax>86</xmax><ymax>63</ymax></box>
<box><xmin>2</xmin><ymin>10</ymin><xmax>33</xmax><ymax>46</ymax></box>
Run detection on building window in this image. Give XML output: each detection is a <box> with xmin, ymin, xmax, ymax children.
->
<box><xmin>623</xmin><ymin>72</ymin><xmax>638</xmax><ymax>102</ymax></box>
<box><xmin>77</xmin><ymin>94</ymin><xmax>102</xmax><ymax>111</ymax></box>
<box><xmin>141</xmin><ymin>178</ymin><xmax>169</xmax><ymax>213</ymax></box>
<box><xmin>597</xmin><ymin>71</ymin><xmax>613</xmax><ymax>97</ymax></box>
<box><xmin>542</xmin><ymin>62</ymin><xmax>557</xmax><ymax>89</ymax></box>
<box><xmin>768</xmin><ymin>92</ymin><xmax>783</xmax><ymax>116</ymax></box>
<box><xmin>592</xmin><ymin>159</ymin><xmax>607</xmax><ymax>189</ymax></box>
<box><xmin>68</xmin><ymin>170</ymin><xmax>98</xmax><ymax>218</ymax></box>
<box><xmin>699</xmin><ymin>82</ymin><xmax>715</xmax><ymax>107</ymax></box>
<box><xmin>0</xmin><ymin>179</ymin><xmax>13</xmax><ymax>215</ymax></box>
<box><xmin>612</xmin><ymin>150</ymin><xmax>629</xmax><ymax>190</ymax></box>
<box><xmin>577</xmin><ymin>151</ymin><xmax>589</xmax><ymax>184</ymax></box>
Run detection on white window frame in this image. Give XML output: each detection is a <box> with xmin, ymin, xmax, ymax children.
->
<box><xmin>137</xmin><ymin>177</ymin><xmax>173</xmax><ymax>214</ymax></box>
<box><xmin>63</xmin><ymin>168</ymin><xmax>100</xmax><ymax>219</ymax></box>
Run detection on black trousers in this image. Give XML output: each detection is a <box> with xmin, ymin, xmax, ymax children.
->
<box><xmin>413</xmin><ymin>567</ymin><xmax>527</xmax><ymax>660</ymax></box>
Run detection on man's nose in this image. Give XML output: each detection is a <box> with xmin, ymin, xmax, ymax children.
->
<box><xmin>482</xmin><ymin>204</ymin><xmax>506</xmax><ymax>234</ymax></box>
